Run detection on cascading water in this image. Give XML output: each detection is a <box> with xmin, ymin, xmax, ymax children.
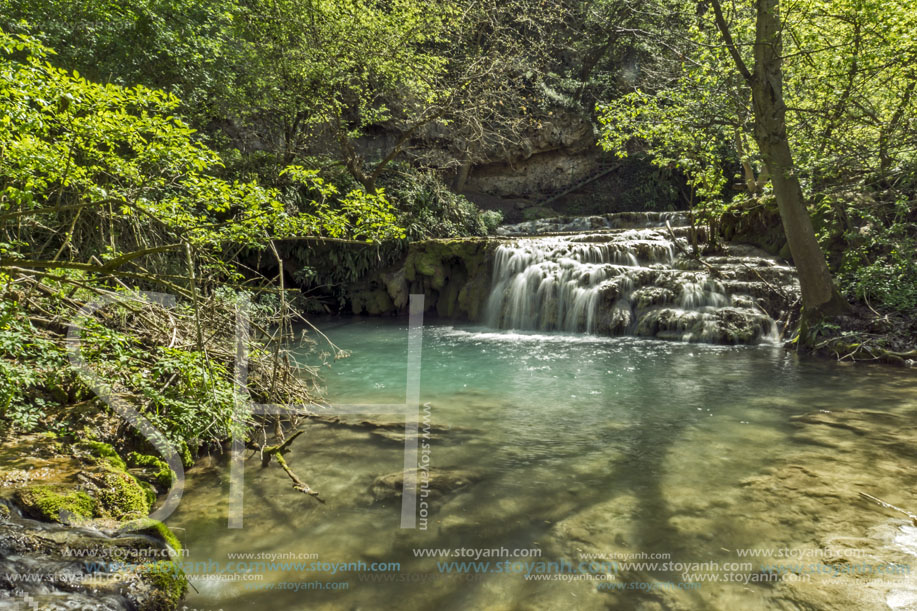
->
<box><xmin>485</xmin><ymin>229</ymin><xmax>675</xmax><ymax>333</ymax></box>
<box><xmin>485</xmin><ymin>212</ymin><xmax>798</xmax><ymax>343</ymax></box>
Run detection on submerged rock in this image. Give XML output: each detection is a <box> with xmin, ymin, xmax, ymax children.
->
<box><xmin>371</xmin><ymin>468</ymin><xmax>481</xmax><ymax>502</ymax></box>
<box><xmin>306</xmin><ymin>412</ymin><xmax>474</xmax><ymax>445</ymax></box>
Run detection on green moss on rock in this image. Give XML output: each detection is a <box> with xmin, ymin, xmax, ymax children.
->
<box><xmin>126</xmin><ymin>452</ymin><xmax>175</xmax><ymax>489</ymax></box>
<box><xmin>350</xmin><ymin>288</ymin><xmax>395</xmax><ymax>315</ymax></box>
<box><xmin>178</xmin><ymin>441</ymin><xmax>194</xmax><ymax>468</ymax></box>
<box><xmin>121</xmin><ymin>518</ymin><xmax>183</xmax><ymax>555</ymax></box>
<box><xmin>143</xmin><ymin>560</ymin><xmax>188</xmax><ymax>610</ymax></box>
<box><xmin>139</xmin><ymin>480</ymin><xmax>157</xmax><ymax>506</ymax></box>
<box><xmin>78</xmin><ymin>440</ymin><xmax>127</xmax><ymax>470</ymax></box>
<box><xmin>97</xmin><ymin>466</ymin><xmax>152</xmax><ymax>519</ymax></box>
<box><xmin>15</xmin><ymin>485</ymin><xmax>96</xmax><ymax>522</ymax></box>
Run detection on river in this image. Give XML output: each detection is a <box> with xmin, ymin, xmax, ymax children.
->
<box><xmin>170</xmin><ymin>319</ymin><xmax>917</xmax><ymax>610</ymax></box>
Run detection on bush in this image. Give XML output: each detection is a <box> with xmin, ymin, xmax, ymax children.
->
<box><xmin>380</xmin><ymin>167</ymin><xmax>502</xmax><ymax>239</ymax></box>
<box><xmin>837</xmin><ymin>199</ymin><xmax>917</xmax><ymax>315</ymax></box>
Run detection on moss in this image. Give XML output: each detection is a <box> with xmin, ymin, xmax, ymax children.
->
<box><xmin>350</xmin><ymin>288</ymin><xmax>395</xmax><ymax>315</ymax></box>
<box><xmin>77</xmin><ymin>440</ymin><xmax>127</xmax><ymax>470</ymax></box>
<box><xmin>15</xmin><ymin>485</ymin><xmax>96</xmax><ymax>522</ymax></box>
<box><xmin>178</xmin><ymin>441</ymin><xmax>194</xmax><ymax>469</ymax></box>
<box><xmin>408</xmin><ymin>250</ymin><xmax>447</xmax><ymax>289</ymax></box>
<box><xmin>139</xmin><ymin>480</ymin><xmax>157</xmax><ymax>506</ymax></box>
<box><xmin>97</xmin><ymin>466</ymin><xmax>152</xmax><ymax>519</ymax></box>
<box><xmin>143</xmin><ymin>560</ymin><xmax>188</xmax><ymax>610</ymax></box>
<box><xmin>436</xmin><ymin>267</ymin><xmax>467</xmax><ymax>318</ymax></box>
<box><xmin>121</xmin><ymin>518</ymin><xmax>183</xmax><ymax>555</ymax></box>
<box><xmin>126</xmin><ymin>452</ymin><xmax>175</xmax><ymax>489</ymax></box>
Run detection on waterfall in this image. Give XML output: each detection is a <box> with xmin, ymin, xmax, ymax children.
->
<box><xmin>485</xmin><ymin>212</ymin><xmax>798</xmax><ymax>343</ymax></box>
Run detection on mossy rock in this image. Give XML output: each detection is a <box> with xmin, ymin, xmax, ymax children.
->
<box><xmin>77</xmin><ymin>440</ymin><xmax>126</xmax><ymax>470</ymax></box>
<box><xmin>407</xmin><ymin>250</ymin><xmax>448</xmax><ymax>289</ymax></box>
<box><xmin>96</xmin><ymin>466</ymin><xmax>153</xmax><ymax>519</ymax></box>
<box><xmin>121</xmin><ymin>518</ymin><xmax>183</xmax><ymax>555</ymax></box>
<box><xmin>718</xmin><ymin>200</ymin><xmax>788</xmax><ymax>258</ymax></box>
<box><xmin>178</xmin><ymin>440</ymin><xmax>194</xmax><ymax>468</ymax></box>
<box><xmin>143</xmin><ymin>561</ymin><xmax>189</xmax><ymax>611</ymax></box>
<box><xmin>457</xmin><ymin>274</ymin><xmax>490</xmax><ymax>321</ymax></box>
<box><xmin>521</xmin><ymin>206</ymin><xmax>559</xmax><ymax>222</ymax></box>
<box><xmin>15</xmin><ymin>485</ymin><xmax>97</xmax><ymax>522</ymax></box>
<box><xmin>351</xmin><ymin>288</ymin><xmax>395</xmax><ymax>315</ymax></box>
<box><xmin>139</xmin><ymin>480</ymin><xmax>157</xmax><ymax>507</ymax></box>
<box><xmin>436</xmin><ymin>267</ymin><xmax>467</xmax><ymax>318</ymax></box>
<box><xmin>127</xmin><ymin>452</ymin><xmax>175</xmax><ymax>489</ymax></box>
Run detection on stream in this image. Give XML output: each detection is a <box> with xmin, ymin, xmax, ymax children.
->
<box><xmin>169</xmin><ymin>214</ymin><xmax>917</xmax><ymax>610</ymax></box>
<box><xmin>170</xmin><ymin>320</ymin><xmax>917</xmax><ymax>610</ymax></box>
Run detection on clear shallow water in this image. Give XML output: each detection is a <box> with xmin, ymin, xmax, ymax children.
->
<box><xmin>170</xmin><ymin>318</ymin><xmax>917</xmax><ymax>610</ymax></box>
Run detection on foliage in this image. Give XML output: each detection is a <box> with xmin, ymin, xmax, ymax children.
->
<box><xmin>597</xmin><ymin>0</ymin><xmax>917</xmax><ymax>314</ymax></box>
<box><xmin>838</xmin><ymin>200</ymin><xmax>917</xmax><ymax>314</ymax></box>
<box><xmin>0</xmin><ymin>0</ymin><xmax>237</xmax><ymax>123</ymax></box>
<box><xmin>76</xmin><ymin>315</ymin><xmax>241</xmax><ymax>450</ymax></box>
<box><xmin>380</xmin><ymin>168</ymin><xmax>502</xmax><ymax>240</ymax></box>
<box><xmin>228</xmin><ymin>0</ymin><xmax>455</xmax><ymax>188</ymax></box>
<box><xmin>0</xmin><ymin>297</ymin><xmax>68</xmax><ymax>432</ymax></box>
<box><xmin>597</xmin><ymin>3</ymin><xmax>755</xmax><ymax>210</ymax></box>
<box><xmin>0</xmin><ymin>29</ymin><xmax>378</xmax><ymax>460</ymax></box>
<box><xmin>0</xmin><ymin>28</ymin><xmax>402</xmax><ymax>267</ymax></box>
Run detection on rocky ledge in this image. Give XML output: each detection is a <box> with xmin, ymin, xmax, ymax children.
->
<box><xmin>0</xmin><ymin>434</ymin><xmax>186</xmax><ymax>610</ymax></box>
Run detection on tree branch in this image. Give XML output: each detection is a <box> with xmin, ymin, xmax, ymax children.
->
<box><xmin>261</xmin><ymin>430</ymin><xmax>324</xmax><ymax>502</ymax></box>
<box><xmin>709</xmin><ymin>0</ymin><xmax>753</xmax><ymax>82</ymax></box>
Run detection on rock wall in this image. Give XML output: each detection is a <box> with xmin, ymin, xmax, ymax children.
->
<box><xmin>283</xmin><ymin>238</ymin><xmax>500</xmax><ymax>321</ymax></box>
<box><xmin>718</xmin><ymin>200</ymin><xmax>790</xmax><ymax>258</ymax></box>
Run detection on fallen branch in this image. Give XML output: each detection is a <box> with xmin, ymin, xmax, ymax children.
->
<box><xmin>261</xmin><ymin>430</ymin><xmax>324</xmax><ymax>502</ymax></box>
<box><xmin>858</xmin><ymin>491</ymin><xmax>917</xmax><ymax>526</ymax></box>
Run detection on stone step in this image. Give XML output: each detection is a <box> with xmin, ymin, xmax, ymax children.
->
<box><xmin>599</xmin><ymin>305</ymin><xmax>777</xmax><ymax>344</ymax></box>
<box><xmin>497</xmin><ymin>211</ymin><xmax>692</xmax><ymax>235</ymax></box>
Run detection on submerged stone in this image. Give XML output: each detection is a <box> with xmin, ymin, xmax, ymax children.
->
<box><xmin>371</xmin><ymin>468</ymin><xmax>481</xmax><ymax>502</ymax></box>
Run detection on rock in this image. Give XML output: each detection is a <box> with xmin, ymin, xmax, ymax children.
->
<box><xmin>14</xmin><ymin>486</ymin><xmax>97</xmax><ymax>522</ymax></box>
<box><xmin>350</xmin><ymin>288</ymin><xmax>395</xmax><ymax>315</ymax></box>
<box><xmin>382</xmin><ymin>266</ymin><xmax>409</xmax><ymax>309</ymax></box>
<box><xmin>0</xmin><ymin>508</ymin><xmax>187</xmax><ymax>610</ymax></box>
<box><xmin>0</xmin><ymin>434</ymin><xmax>187</xmax><ymax>610</ymax></box>
<box><xmin>371</xmin><ymin>468</ymin><xmax>481</xmax><ymax>502</ymax></box>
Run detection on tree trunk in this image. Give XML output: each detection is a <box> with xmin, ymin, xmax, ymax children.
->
<box><xmin>749</xmin><ymin>0</ymin><xmax>848</xmax><ymax>325</ymax></box>
<box><xmin>711</xmin><ymin>0</ymin><xmax>848</xmax><ymax>328</ymax></box>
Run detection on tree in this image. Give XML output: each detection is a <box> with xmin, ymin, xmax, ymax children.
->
<box><xmin>599</xmin><ymin>0</ymin><xmax>890</xmax><ymax>326</ymax></box>
<box><xmin>0</xmin><ymin>28</ymin><xmax>402</xmax><ymax>288</ymax></box>
<box><xmin>0</xmin><ymin>0</ymin><xmax>239</xmax><ymax>125</ymax></box>
<box><xmin>228</xmin><ymin>0</ymin><xmax>457</xmax><ymax>191</ymax></box>
<box><xmin>709</xmin><ymin>0</ymin><xmax>849</xmax><ymax>324</ymax></box>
